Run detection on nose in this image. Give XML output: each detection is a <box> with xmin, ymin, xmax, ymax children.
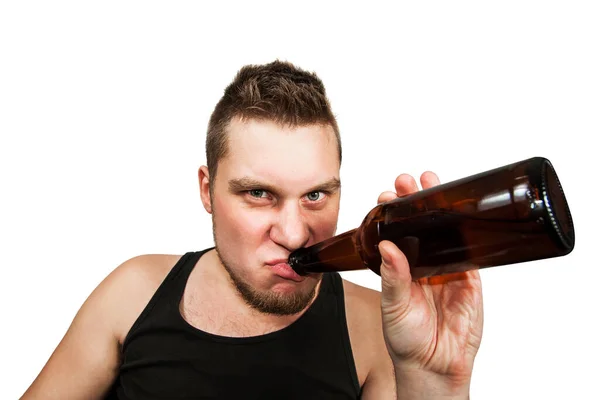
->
<box><xmin>270</xmin><ymin>202</ymin><xmax>310</xmax><ymax>251</ymax></box>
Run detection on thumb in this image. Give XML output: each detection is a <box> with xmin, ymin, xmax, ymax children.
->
<box><xmin>379</xmin><ymin>240</ymin><xmax>413</xmax><ymax>312</ymax></box>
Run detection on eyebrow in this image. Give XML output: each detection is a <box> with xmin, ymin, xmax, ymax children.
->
<box><xmin>228</xmin><ymin>177</ymin><xmax>341</xmax><ymax>194</ymax></box>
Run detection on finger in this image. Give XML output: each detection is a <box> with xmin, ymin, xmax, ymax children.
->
<box><xmin>379</xmin><ymin>240</ymin><xmax>412</xmax><ymax>312</ymax></box>
<box><xmin>394</xmin><ymin>174</ymin><xmax>419</xmax><ymax>197</ymax></box>
<box><xmin>420</xmin><ymin>171</ymin><xmax>441</xmax><ymax>190</ymax></box>
<box><xmin>377</xmin><ymin>191</ymin><xmax>398</xmax><ymax>204</ymax></box>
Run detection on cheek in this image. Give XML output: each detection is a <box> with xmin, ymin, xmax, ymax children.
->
<box><xmin>214</xmin><ymin>199</ymin><xmax>271</xmax><ymax>243</ymax></box>
<box><xmin>307</xmin><ymin>205</ymin><xmax>340</xmax><ymax>241</ymax></box>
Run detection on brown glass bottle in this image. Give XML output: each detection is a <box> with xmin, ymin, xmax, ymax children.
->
<box><xmin>288</xmin><ymin>157</ymin><xmax>575</xmax><ymax>280</ymax></box>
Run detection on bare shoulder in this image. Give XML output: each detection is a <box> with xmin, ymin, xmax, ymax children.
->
<box><xmin>342</xmin><ymin>280</ymin><xmax>384</xmax><ymax>375</ymax></box>
<box><xmin>342</xmin><ymin>278</ymin><xmax>382</xmax><ymax>322</ymax></box>
<box><xmin>109</xmin><ymin>253</ymin><xmax>182</xmax><ymax>290</ymax></box>
<box><xmin>342</xmin><ymin>279</ymin><xmax>384</xmax><ymax>353</ymax></box>
<box><xmin>100</xmin><ymin>253</ymin><xmax>184</xmax><ymax>344</ymax></box>
<box><xmin>20</xmin><ymin>254</ymin><xmax>184</xmax><ymax>399</ymax></box>
<box><xmin>342</xmin><ymin>278</ymin><xmax>395</xmax><ymax>396</ymax></box>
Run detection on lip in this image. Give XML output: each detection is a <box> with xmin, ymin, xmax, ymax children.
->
<box><xmin>268</xmin><ymin>261</ymin><xmax>305</xmax><ymax>282</ymax></box>
<box><xmin>266</xmin><ymin>258</ymin><xmax>289</xmax><ymax>266</ymax></box>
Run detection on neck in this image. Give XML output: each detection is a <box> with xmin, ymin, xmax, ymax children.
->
<box><xmin>192</xmin><ymin>249</ymin><xmax>321</xmax><ymax>336</ymax></box>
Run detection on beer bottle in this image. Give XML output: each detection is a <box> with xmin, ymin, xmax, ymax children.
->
<box><xmin>288</xmin><ymin>157</ymin><xmax>575</xmax><ymax>280</ymax></box>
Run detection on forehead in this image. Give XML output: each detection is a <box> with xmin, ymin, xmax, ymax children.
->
<box><xmin>217</xmin><ymin>118</ymin><xmax>340</xmax><ymax>191</ymax></box>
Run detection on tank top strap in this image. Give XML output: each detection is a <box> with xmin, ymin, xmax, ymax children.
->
<box><xmin>298</xmin><ymin>271</ymin><xmax>361</xmax><ymax>396</ymax></box>
<box><xmin>167</xmin><ymin>249</ymin><xmax>209</xmax><ymax>298</ymax></box>
<box><xmin>122</xmin><ymin>248</ymin><xmax>210</xmax><ymax>349</ymax></box>
<box><xmin>304</xmin><ymin>270</ymin><xmax>343</xmax><ymax>315</ymax></box>
<box><xmin>330</xmin><ymin>272</ymin><xmax>361</xmax><ymax>395</ymax></box>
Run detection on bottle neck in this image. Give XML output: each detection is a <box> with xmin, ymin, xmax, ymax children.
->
<box><xmin>288</xmin><ymin>228</ymin><xmax>368</xmax><ymax>275</ymax></box>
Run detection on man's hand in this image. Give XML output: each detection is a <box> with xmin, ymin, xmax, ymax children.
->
<box><xmin>377</xmin><ymin>171</ymin><xmax>484</xmax><ymax>399</ymax></box>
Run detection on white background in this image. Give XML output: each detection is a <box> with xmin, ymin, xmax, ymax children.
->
<box><xmin>1</xmin><ymin>1</ymin><xmax>598</xmax><ymax>399</ymax></box>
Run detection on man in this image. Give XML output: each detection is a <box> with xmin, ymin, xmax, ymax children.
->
<box><xmin>22</xmin><ymin>60</ymin><xmax>484</xmax><ymax>399</ymax></box>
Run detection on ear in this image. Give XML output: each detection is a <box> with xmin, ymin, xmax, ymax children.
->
<box><xmin>198</xmin><ymin>166</ymin><xmax>212</xmax><ymax>214</ymax></box>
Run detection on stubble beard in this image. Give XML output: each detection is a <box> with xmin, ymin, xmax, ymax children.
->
<box><xmin>211</xmin><ymin>216</ymin><xmax>317</xmax><ymax>316</ymax></box>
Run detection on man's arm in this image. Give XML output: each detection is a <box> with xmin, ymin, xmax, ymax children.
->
<box><xmin>359</xmin><ymin>355</ymin><xmax>397</xmax><ymax>399</ymax></box>
<box><xmin>20</xmin><ymin>255</ymin><xmax>169</xmax><ymax>399</ymax></box>
<box><xmin>392</xmin><ymin>366</ymin><xmax>471</xmax><ymax>400</ymax></box>
<box><xmin>356</xmin><ymin>286</ymin><xmax>474</xmax><ymax>400</ymax></box>
<box><xmin>343</xmin><ymin>280</ymin><xmax>397</xmax><ymax>399</ymax></box>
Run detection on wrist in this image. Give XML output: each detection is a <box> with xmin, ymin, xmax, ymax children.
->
<box><xmin>393</xmin><ymin>364</ymin><xmax>471</xmax><ymax>400</ymax></box>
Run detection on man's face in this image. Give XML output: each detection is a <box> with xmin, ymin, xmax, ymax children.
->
<box><xmin>204</xmin><ymin>118</ymin><xmax>341</xmax><ymax>315</ymax></box>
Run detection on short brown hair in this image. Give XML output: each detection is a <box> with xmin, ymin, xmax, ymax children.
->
<box><xmin>206</xmin><ymin>60</ymin><xmax>341</xmax><ymax>186</ymax></box>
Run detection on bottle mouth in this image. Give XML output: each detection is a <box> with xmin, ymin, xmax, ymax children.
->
<box><xmin>541</xmin><ymin>159</ymin><xmax>575</xmax><ymax>251</ymax></box>
<box><xmin>287</xmin><ymin>250</ymin><xmax>311</xmax><ymax>275</ymax></box>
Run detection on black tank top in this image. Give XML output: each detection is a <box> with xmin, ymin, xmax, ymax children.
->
<box><xmin>106</xmin><ymin>249</ymin><xmax>361</xmax><ymax>399</ymax></box>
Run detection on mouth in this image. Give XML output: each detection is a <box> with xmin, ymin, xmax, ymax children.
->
<box><xmin>269</xmin><ymin>262</ymin><xmax>305</xmax><ymax>282</ymax></box>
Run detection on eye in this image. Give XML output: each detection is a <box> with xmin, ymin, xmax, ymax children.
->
<box><xmin>306</xmin><ymin>191</ymin><xmax>325</xmax><ymax>202</ymax></box>
<box><xmin>248</xmin><ymin>189</ymin><xmax>269</xmax><ymax>198</ymax></box>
